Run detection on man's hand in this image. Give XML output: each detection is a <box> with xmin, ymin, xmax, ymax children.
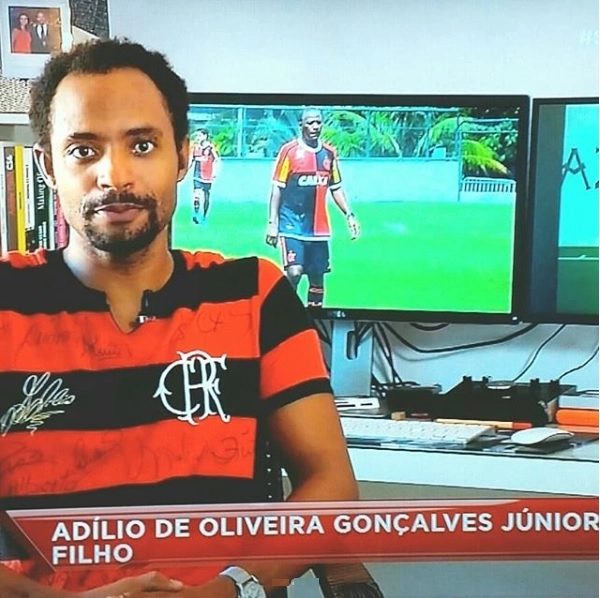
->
<box><xmin>106</xmin><ymin>575</ymin><xmax>236</xmax><ymax>598</ymax></box>
<box><xmin>265</xmin><ymin>221</ymin><xmax>279</xmax><ymax>247</ymax></box>
<box><xmin>346</xmin><ymin>213</ymin><xmax>360</xmax><ymax>240</ymax></box>
<box><xmin>85</xmin><ymin>571</ymin><xmax>183</xmax><ymax>598</ymax></box>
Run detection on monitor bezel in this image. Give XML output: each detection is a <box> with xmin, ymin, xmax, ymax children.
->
<box><xmin>523</xmin><ymin>96</ymin><xmax>599</xmax><ymax>325</ymax></box>
<box><xmin>183</xmin><ymin>92</ymin><xmax>530</xmax><ymax>324</ymax></box>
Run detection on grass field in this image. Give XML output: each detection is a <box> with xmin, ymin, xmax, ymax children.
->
<box><xmin>172</xmin><ymin>197</ymin><xmax>516</xmax><ymax>314</ymax></box>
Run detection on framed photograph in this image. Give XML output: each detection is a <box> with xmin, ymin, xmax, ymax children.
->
<box><xmin>0</xmin><ymin>0</ymin><xmax>72</xmax><ymax>79</ymax></box>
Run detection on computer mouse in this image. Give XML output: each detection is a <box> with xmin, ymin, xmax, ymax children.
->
<box><xmin>510</xmin><ymin>427</ymin><xmax>574</xmax><ymax>446</ymax></box>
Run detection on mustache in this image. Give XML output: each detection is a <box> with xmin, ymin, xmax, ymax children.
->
<box><xmin>81</xmin><ymin>191</ymin><xmax>157</xmax><ymax>216</ymax></box>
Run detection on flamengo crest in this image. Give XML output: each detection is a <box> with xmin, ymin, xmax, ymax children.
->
<box><xmin>153</xmin><ymin>350</ymin><xmax>230</xmax><ymax>424</ymax></box>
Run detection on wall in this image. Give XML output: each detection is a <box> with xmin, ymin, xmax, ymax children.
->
<box><xmin>108</xmin><ymin>0</ymin><xmax>599</xmax><ymax>391</ymax></box>
<box><xmin>108</xmin><ymin>0</ymin><xmax>598</xmax><ymax>97</ymax></box>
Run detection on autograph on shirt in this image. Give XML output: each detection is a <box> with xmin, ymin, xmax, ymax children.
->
<box><xmin>0</xmin><ymin>372</ymin><xmax>76</xmax><ymax>436</ymax></box>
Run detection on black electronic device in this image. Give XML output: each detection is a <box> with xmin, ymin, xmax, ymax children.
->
<box><xmin>383</xmin><ymin>384</ymin><xmax>442</xmax><ymax>419</ymax></box>
<box><xmin>438</xmin><ymin>376</ymin><xmax>577</xmax><ymax>425</ymax></box>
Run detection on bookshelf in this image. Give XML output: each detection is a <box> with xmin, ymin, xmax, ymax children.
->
<box><xmin>0</xmin><ymin>110</ymin><xmax>63</xmax><ymax>254</ymax></box>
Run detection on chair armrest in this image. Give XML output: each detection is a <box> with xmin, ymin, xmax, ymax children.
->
<box><xmin>312</xmin><ymin>563</ymin><xmax>385</xmax><ymax>598</ymax></box>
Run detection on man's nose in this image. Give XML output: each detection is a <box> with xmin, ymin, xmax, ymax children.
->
<box><xmin>96</xmin><ymin>150</ymin><xmax>134</xmax><ymax>191</ymax></box>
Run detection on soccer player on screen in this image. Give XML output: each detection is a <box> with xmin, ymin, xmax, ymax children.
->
<box><xmin>191</xmin><ymin>128</ymin><xmax>220</xmax><ymax>223</ymax></box>
<box><xmin>265</xmin><ymin>108</ymin><xmax>360</xmax><ymax>307</ymax></box>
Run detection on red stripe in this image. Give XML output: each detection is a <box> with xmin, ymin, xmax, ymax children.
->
<box><xmin>313</xmin><ymin>186</ymin><xmax>330</xmax><ymax>235</ymax></box>
<box><xmin>0</xmin><ymin>417</ymin><xmax>256</xmax><ymax>498</ymax></box>
<box><xmin>1</xmin><ymin>306</ymin><xmax>260</xmax><ymax>372</ymax></box>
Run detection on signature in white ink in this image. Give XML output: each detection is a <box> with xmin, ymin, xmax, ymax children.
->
<box><xmin>0</xmin><ymin>372</ymin><xmax>76</xmax><ymax>436</ymax></box>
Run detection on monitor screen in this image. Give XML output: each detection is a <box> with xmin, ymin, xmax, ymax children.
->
<box><xmin>172</xmin><ymin>94</ymin><xmax>529</xmax><ymax>322</ymax></box>
<box><xmin>526</xmin><ymin>97</ymin><xmax>599</xmax><ymax>324</ymax></box>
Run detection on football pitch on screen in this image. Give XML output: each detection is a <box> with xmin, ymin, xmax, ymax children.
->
<box><xmin>172</xmin><ymin>196</ymin><xmax>515</xmax><ymax>314</ymax></box>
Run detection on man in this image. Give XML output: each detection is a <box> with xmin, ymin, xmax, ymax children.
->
<box><xmin>30</xmin><ymin>11</ymin><xmax>50</xmax><ymax>54</ymax></box>
<box><xmin>265</xmin><ymin>109</ymin><xmax>360</xmax><ymax>307</ymax></box>
<box><xmin>0</xmin><ymin>39</ymin><xmax>357</xmax><ymax>597</ymax></box>
<box><xmin>191</xmin><ymin>128</ymin><xmax>220</xmax><ymax>223</ymax></box>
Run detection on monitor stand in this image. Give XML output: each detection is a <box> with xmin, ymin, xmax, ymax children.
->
<box><xmin>329</xmin><ymin>320</ymin><xmax>374</xmax><ymax>397</ymax></box>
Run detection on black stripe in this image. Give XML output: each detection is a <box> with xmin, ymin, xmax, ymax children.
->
<box><xmin>260</xmin><ymin>277</ymin><xmax>313</xmax><ymax>354</ymax></box>
<box><xmin>263</xmin><ymin>378</ymin><xmax>333</xmax><ymax>414</ymax></box>
<box><xmin>0</xmin><ymin>252</ymin><xmax>106</xmax><ymax>313</ymax></box>
<box><xmin>0</xmin><ymin>359</ymin><xmax>261</xmax><ymax>431</ymax></box>
<box><xmin>150</xmin><ymin>254</ymin><xmax>258</xmax><ymax>316</ymax></box>
<box><xmin>0</xmin><ymin>251</ymin><xmax>259</xmax><ymax>315</ymax></box>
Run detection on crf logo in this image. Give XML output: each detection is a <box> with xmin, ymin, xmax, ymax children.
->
<box><xmin>153</xmin><ymin>350</ymin><xmax>229</xmax><ymax>425</ymax></box>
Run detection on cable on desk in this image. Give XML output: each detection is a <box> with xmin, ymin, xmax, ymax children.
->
<box><xmin>410</xmin><ymin>322</ymin><xmax>450</xmax><ymax>331</ymax></box>
<box><xmin>373</xmin><ymin>322</ymin><xmax>403</xmax><ymax>385</ymax></box>
<box><xmin>314</xmin><ymin>318</ymin><xmax>332</xmax><ymax>346</ymax></box>
<box><xmin>511</xmin><ymin>324</ymin><xmax>566</xmax><ymax>383</ymax></box>
<box><xmin>355</xmin><ymin>321</ymin><xmax>374</xmax><ymax>347</ymax></box>
<box><xmin>557</xmin><ymin>345</ymin><xmax>599</xmax><ymax>381</ymax></box>
<box><xmin>382</xmin><ymin>321</ymin><xmax>539</xmax><ymax>354</ymax></box>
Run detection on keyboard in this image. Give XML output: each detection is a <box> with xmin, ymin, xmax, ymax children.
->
<box><xmin>340</xmin><ymin>417</ymin><xmax>495</xmax><ymax>446</ymax></box>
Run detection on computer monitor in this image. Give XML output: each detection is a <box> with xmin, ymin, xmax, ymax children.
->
<box><xmin>526</xmin><ymin>97</ymin><xmax>599</xmax><ymax>324</ymax></box>
<box><xmin>172</xmin><ymin>93</ymin><xmax>529</xmax><ymax>324</ymax></box>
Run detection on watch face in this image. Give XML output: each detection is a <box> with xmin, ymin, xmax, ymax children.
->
<box><xmin>220</xmin><ymin>567</ymin><xmax>267</xmax><ymax>598</ymax></box>
<box><xmin>241</xmin><ymin>580</ymin><xmax>267</xmax><ymax>598</ymax></box>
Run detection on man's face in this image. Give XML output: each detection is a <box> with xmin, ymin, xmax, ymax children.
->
<box><xmin>197</xmin><ymin>131</ymin><xmax>207</xmax><ymax>144</ymax></box>
<box><xmin>36</xmin><ymin>12</ymin><xmax>46</xmax><ymax>24</ymax></box>
<box><xmin>43</xmin><ymin>68</ymin><xmax>188</xmax><ymax>256</ymax></box>
<box><xmin>301</xmin><ymin>111</ymin><xmax>323</xmax><ymax>144</ymax></box>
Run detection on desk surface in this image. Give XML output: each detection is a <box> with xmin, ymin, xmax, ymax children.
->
<box><xmin>347</xmin><ymin>439</ymin><xmax>599</xmax><ymax>496</ymax></box>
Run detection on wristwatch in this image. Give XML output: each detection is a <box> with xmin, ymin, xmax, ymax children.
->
<box><xmin>219</xmin><ymin>566</ymin><xmax>267</xmax><ymax>598</ymax></box>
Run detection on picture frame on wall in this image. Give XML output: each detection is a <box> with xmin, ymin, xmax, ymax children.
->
<box><xmin>0</xmin><ymin>0</ymin><xmax>72</xmax><ymax>79</ymax></box>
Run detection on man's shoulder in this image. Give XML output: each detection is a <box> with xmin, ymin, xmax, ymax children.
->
<box><xmin>277</xmin><ymin>139</ymin><xmax>300</xmax><ymax>155</ymax></box>
<box><xmin>178</xmin><ymin>251</ymin><xmax>284</xmax><ymax>298</ymax></box>
<box><xmin>0</xmin><ymin>249</ymin><xmax>50</xmax><ymax>273</ymax></box>
<box><xmin>178</xmin><ymin>249</ymin><xmax>228</xmax><ymax>269</ymax></box>
<box><xmin>322</xmin><ymin>141</ymin><xmax>338</xmax><ymax>157</ymax></box>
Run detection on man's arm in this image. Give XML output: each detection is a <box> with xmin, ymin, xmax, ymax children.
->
<box><xmin>226</xmin><ymin>392</ymin><xmax>358</xmax><ymax>592</ymax></box>
<box><xmin>265</xmin><ymin>184</ymin><xmax>282</xmax><ymax>246</ymax></box>
<box><xmin>331</xmin><ymin>188</ymin><xmax>360</xmax><ymax>239</ymax></box>
<box><xmin>210</xmin><ymin>146</ymin><xmax>221</xmax><ymax>179</ymax></box>
<box><xmin>0</xmin><ymin>564</ymin><xmax>71</xmax><ymax>598</ymax></box>
<box><xmin>0</xmin><ymin>564</ymin><xmax>183</xmax><ymax>598</ymax></box>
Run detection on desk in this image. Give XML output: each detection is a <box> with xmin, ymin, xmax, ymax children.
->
<box><xmin>348</xmin><ymin>441</ymin><xmax>598</xmax><ymax>496</ymax></box>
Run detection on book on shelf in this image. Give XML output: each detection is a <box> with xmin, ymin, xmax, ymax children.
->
<box><xmin>13</xmin><ymin>145</ymin><xmax>27</xmax><ymax>253</ymax></box>
<box><xmin>0</xmin><ymin>142</ymin><xmax>58</xmax><ymax>256</ymax></box>
<box><xmin>1</xmin><ymin>143</ymin><xmax>19</xmax><ymax>252</ymax></box>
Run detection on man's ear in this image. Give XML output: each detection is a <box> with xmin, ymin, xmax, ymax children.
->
<box><xmin>33</xmin><ymin>144</ymin><xmax>56</xmax><ymax>189</ymax></box>
<box><xmin>176</xmin><ymin>136</ymin><xmax>190</xmax><ymax>182</ymax></box>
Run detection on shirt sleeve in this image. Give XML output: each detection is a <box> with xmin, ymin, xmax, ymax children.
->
<box><xmin>272</xmin><ymin>145</ymin><xmax>292</xmax><ymax>188</ymax></box>
<box><xmin>257</xmin><ymin>258</ymin><xmax>332</xmax><ymax>411</ymax></box>
<box><xmin>329</xmin><ymin>149</ymin><xmax>342</xmax><ymax>190</ymax></box>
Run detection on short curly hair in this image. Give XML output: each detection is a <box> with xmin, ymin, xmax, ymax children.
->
<box><xmin>29</xmin><ymin>38</ymin><xmax>189</xmax><ymax>152</ymax></box>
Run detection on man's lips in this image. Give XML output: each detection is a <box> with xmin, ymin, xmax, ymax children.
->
<box><xmin>94</xmin><ymin>203</ymin><xmax>144</xmax><ymax>213</ymax></box>
<box><xmin>91</xmin><ymin>203</ymin><xmax>146</xmax><ymax>223</ymax></box>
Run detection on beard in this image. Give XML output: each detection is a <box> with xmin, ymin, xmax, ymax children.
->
<box><xmin>80</xmin><ymin>190</ymin><xmax>167</xmax><ymax>257</ymax></box>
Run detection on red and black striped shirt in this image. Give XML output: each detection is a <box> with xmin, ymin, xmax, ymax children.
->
<box><xmin>0</xmin><ymin>249</ymin><xmax>331</xmax><ymax>510</ymax></box>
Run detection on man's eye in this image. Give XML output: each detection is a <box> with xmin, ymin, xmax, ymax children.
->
<box><xmin>70</xmin><ymin>146</ymin><xmax>95</xmax><ymax>159</ymax></box>
<box><xmin>134</xmin><ymin>140</ymin><xmax>155</xmax><ymax>154</ymax></box>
